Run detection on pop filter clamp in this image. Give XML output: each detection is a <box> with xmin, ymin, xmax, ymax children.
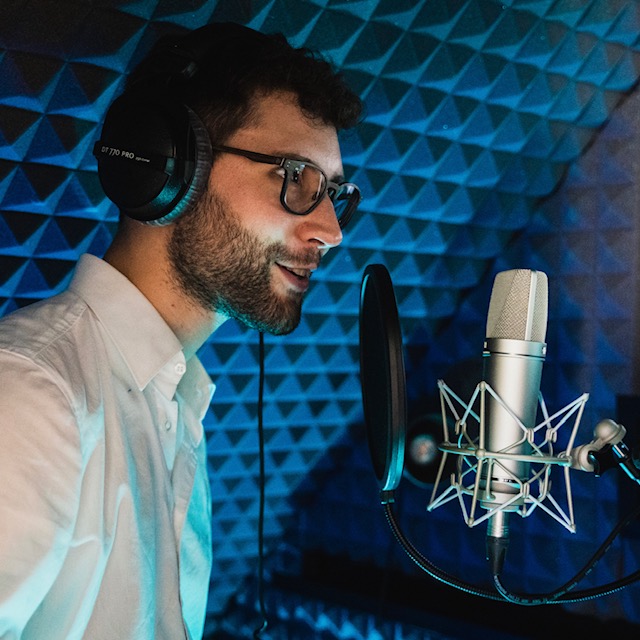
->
<box><xmin>358</xmin><ymin>263</ymin><xmax>640</xmax><ymax>605</ymax></box>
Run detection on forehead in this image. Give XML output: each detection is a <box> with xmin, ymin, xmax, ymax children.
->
<box><xmin>226</xmin><ymin>91</ymin><xmax>344</xmax><ymax>178</ymax></box>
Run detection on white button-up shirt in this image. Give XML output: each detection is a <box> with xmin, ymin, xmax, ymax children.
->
<box><xmin>0</xmin><ymin>254</ymin><xmax>214</xmax><ymax>639</ymax></box>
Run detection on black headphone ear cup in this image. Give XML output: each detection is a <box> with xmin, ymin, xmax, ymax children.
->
<box><xmin>148</xmin><ymin>107</ymin><xmax>212</xmax><ymax>226</ymax></box>
<box><xmin>94</xmin><ymin>96</ymin><xmax>212</xmax><ymax>225</ymax></box>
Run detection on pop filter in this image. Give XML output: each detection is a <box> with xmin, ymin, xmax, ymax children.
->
<box><xmin>359</xmin><ymin>264</ymin><xmax>407</xmax><ymax>493</ymax></box>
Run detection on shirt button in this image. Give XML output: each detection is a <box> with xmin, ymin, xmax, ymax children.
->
<box><xmin>175</xmin><ymin>362</ymin><xmax>186</xmax><ymax>375</ymax></box>
<box><xmin>164</xmin><ymin>420</ymin><xmax>172</xmax><ymax>431</ymax></box>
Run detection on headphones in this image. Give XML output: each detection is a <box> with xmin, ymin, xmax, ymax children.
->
<box><xmin>93</xmin><ymin>32</ymin><xmax>215</xmax><ymax>226</ymax></box>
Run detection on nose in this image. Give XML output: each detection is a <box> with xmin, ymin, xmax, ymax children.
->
<box><xmin>299</xmin><ymin>195</ymin><xmax>343</xmax><ymax>251</ymax></box>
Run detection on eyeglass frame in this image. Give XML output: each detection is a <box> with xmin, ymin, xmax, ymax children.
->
<box><xmin>210</xmin><ymin>144</ymin><xmax>360</xmax><ymax>229</ymax></box>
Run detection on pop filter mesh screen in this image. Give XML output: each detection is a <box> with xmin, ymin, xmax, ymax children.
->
<box><xmin>359</xmin><ymin>264</ymin><xmax>406</xmax><ymax>492</ymax></box>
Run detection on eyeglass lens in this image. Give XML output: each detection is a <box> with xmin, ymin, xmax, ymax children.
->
<box><xmin>329</xmin><ymin>184</ymin><xmax>359</xmax><ymax>228</ymax></box>
<box><xmin>283</xmin><ymin>161</ymin><xmax>325</xmax><ymax>214</ymax></box>
<box><xmin>282</xmin><ymin>160</ymin><xmax>359</xmax><ymax>227</ymax></box>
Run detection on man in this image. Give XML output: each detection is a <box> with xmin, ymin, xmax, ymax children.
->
<box><xmin>0</xmin><ymin>22</ymin><xmax>362</xmax><ymax>639</ymax></box>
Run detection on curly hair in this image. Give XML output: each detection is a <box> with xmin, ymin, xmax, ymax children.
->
<box><xmin>126</xmin><ymin>22</ymin><xmax>363</xmax><ymax>145</ymax></box>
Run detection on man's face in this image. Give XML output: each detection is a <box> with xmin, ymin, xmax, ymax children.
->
<box><xmin>167</xmin><ymin>91</ymin><xmax>345</xmax><ymax>335</ymax></box>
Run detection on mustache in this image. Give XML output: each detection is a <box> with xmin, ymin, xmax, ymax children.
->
<box><xmin>269</xmin><ymin>244</ymin><xmax>322</xmax><ymax>269</ymax></box>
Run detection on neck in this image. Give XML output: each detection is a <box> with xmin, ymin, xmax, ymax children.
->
<box><xmin>103</xmin><ymin>219</ymin><xmax>227</xmax><ymax>360</ymax></box>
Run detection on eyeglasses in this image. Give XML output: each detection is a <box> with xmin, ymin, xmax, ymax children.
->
<box><xmin>211</xmin><ymin>145</ymin><xmax>361</xmax><ymax>229</ymax></box>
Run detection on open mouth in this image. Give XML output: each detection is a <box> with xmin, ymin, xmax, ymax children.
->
<box><xmin>276</xmin><ymin>263</ymin><xmax>312</xmax><ymax>292</ymax></box>
<box><xmin>282</xmin><ymin>265</ymin><xmax>311</xmax><ymax>279</ymax></box>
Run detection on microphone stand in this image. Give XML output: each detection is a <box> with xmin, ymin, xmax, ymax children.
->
<box><xmin>569</xmin><ymin>418</ymin><xmax>640</xmax><ymax>483</ymax></box>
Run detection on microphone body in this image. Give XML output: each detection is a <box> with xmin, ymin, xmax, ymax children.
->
<box><xmin>478</xmin><ymin>270</ymin><xmax>548</xmax><ymax>573</ymax></box>
<box><xmin>480</xmin><ymin>337</ymin><xmax>545</xmax><ymax>508</ymax></box>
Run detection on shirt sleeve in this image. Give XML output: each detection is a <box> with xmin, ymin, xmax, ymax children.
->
<box><xmin>0</xmin><ymin>350</ymin><xmax>83</xmax><ymax>636</ymax></box>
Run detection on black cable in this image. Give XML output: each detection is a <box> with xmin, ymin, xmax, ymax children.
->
<box><xmin>253</xmin><ymin>331</ymin><xmax>268</xmax><ymax>638</ymax></box>
<box><xmin>491</xmin><ymin>498</ymin><xmax>640</xmax><ymax>605</ymax></box>
<box><xmin>384</xmin><ymin>489</ymin><xmax>640</xmax><ymax>606</ymax></box>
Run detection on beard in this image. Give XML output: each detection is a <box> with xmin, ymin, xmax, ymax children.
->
<box><xmin>167</xmin><ymin>186</ymin><xmax>318</xmax><ymax>335</ymax></box>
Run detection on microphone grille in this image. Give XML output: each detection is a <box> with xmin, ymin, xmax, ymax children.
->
<box><xmin>486</xmin><ymin>269</ymin><xmax>548</xmax><ymax>342</ymax></box>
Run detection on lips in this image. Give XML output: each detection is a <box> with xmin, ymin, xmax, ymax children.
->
<box><xmin>276</xmin><ymin>262</ymin><xmax>316</xmax><ymax>292</ymax></box>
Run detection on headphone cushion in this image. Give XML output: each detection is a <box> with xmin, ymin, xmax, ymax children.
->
<box><xmin>149</xmin><ymin>107</ymin><xmax>212</xmax><ymax>226</ymax></box>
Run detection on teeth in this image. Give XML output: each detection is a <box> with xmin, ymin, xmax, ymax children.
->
<box><xmin>280</xmin><ymin>264</ymin><xmax>309</xmax><ymax>278</ymax></box>
<box><xmin>278</xmin><ymin>262</ymin><xmax>313</xmax><ymax>278</ymax></box>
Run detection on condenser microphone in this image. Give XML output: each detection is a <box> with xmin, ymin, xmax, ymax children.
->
<box><xmin>480</xmin><ymin>269</ymin><xmax>548</xmax><ymax>575</ymax></box>
<box><xmin>359</xmin><ymin>264</ymin><xmax>640</xmax><ymax>604</ymax></box>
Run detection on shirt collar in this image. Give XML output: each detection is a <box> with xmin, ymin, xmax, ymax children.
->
<box><xmin>154</xmin><ymin>350</ymin><xmax>215</xmax><ymax>421</ymax></box>
<box><xmin>68</xmin><ymin>254</ymin><xmax>213</xmax><ymax>411</ymax></box>
<box><xmin>178</xmin><ymin>356</ymin><xmax>215</xmax><ymax>422</ymax></box>
<box><xmin>69</xmin><ymin>254</ymin><xmax>214</xmax><ymax>446</ymax></box>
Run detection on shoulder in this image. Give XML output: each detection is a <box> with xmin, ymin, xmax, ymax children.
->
<box><xmin>0</xmin><ymin>291</ymin><xmax>103</xmax><ymax>416</ymax></box>
<box><xmin>0</xmin><ymin>298</ymin><xmax>86</xmax><ymax>497</ymax></box>
<box><xmin>0</xmin><ymin>290</ymin><xmax>88</xmax><ymax>359</ymax></box>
